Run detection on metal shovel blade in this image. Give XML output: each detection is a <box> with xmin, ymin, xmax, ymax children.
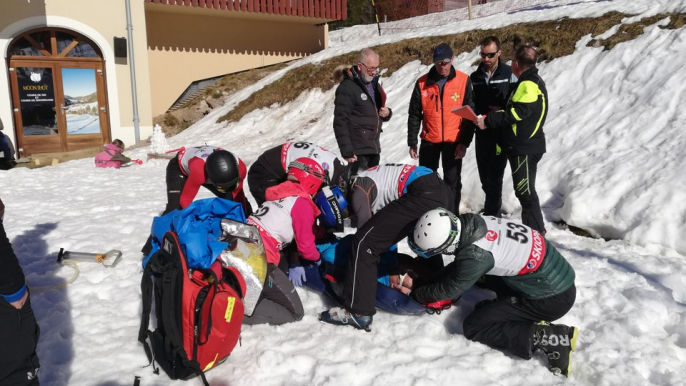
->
<box><xmin>57</xmin><ymin>248</ymin><xmax>123</xmax><ymax>268</ymax></box>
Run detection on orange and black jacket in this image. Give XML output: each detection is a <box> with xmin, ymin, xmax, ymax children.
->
<box><xmin>485</xmin><ymin>67</ymin><xmax>548</xmax><ymax>155</ymax></box>
<box><xmin>333</xmin><ymin>66</ymin><xmax>392</xmax><ymax>159</ymax></box>
<box><xmin>407</xmin><ymin>66</ymin><xmax>476</xmax><ymax>147</ymax></box>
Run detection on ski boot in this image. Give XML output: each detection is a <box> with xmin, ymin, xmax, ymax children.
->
<box><xmin>319</xmin><ymin>307</ymin><xmax>372</xmax><ymax>332</ymax></box>
<box><xmin>534</xmin><ymin>321</ymin><xmax>578</xmax><ymax>377</ymax></box>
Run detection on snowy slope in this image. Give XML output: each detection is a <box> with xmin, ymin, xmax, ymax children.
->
<box><xmin>1</xmin><ymin>0</ymin><xmax>686</xmax><ymax>385</ymax></box>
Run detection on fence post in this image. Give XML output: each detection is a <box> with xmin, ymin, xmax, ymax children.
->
<box><xmin>468</xmin><ymin>0</ymin><xmax>473</xmax><ymax>20</ymax></box>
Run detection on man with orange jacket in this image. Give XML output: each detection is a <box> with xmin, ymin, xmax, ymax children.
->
<box><xmin>407</xmin><ymin>43</ymin><xmax>476</xmax><ymax>214</ymax></box>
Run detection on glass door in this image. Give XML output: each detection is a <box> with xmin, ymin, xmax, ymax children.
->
<box><xmin>9</xmin><ymin>63</ymin><xmax>64</xmax><ymax>154</ymax></box>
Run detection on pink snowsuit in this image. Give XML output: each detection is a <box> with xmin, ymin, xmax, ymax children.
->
<box><xmin>94</xmin><ymin>144</ymin><xmax>130</xmax><ymax>168</ymax></box>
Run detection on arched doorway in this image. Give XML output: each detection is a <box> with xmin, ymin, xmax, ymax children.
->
<box><xmin>7</xmin><ymin>27</ymin><xmax>110</xmax><ymax>156</ymax></box>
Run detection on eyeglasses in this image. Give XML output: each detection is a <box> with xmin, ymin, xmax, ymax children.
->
<box><xmin>480</xmin><ymin>51</ymin><xmax>499</xmax><ymax>59</ymax></box>
<box><xmin>434</xmin><ymin>60</ymin><xmax>452</xmax><ymax>66</ymax></box>
<box><xmin>359</xmin><ymin>62</ymin><xmax>379</xmax><ymax>75</ymax></box>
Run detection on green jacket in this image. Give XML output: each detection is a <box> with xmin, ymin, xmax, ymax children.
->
<box><xmin>412</xmin><ymin>214</ymin><xmax>574</xmax><ymax>304</ymax></box>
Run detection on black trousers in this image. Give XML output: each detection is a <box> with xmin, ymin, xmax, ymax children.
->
<box><xmin>0</xmin><ymin>295</ymin><xmax>40</xmax><ymax>386</ymax></box>
<box><xmin>508</xmin><ymin>154</ymin><xmax>546</xmax><ymax>233</ymax></box>
<box><xmin>247</xmin><ymin>159</ymin><xmax>286</xmax><ymax>207</ymax></box>
<box><xmin>242</xmin><ymin>264</ymin><xmax>304</xmax><ymax>326</ymax></box>
<box><xmin>247</xmin><ymin>147</ymin><xmax>286</xmax><ymax>206</ymax></box>
<box><xmin>419</xmin><ymin>141</ymin><xmax>462</xmax><ymax>212</ymax></box>
<box><xmin>343</xmin><ymin>173</ymin><xmax>454</xmax><ymax>315</ymax></box>
<box><xmin>475</xmin><ymin>134</ymin><xmax>507</xmax><ymax>217</ymax></box>
<box><xmin>463</xmin><ymin>282</ymin><xmax>576</xmax><ymax>359</ymax></box>
<box><xmin>353</xmin><ymin>153</ymin><xmax>380</xmax><ymax>172</ymax></box>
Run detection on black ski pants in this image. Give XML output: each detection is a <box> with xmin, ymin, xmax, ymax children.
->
<box><xmin>463</xmin><ymin>281</ymin><xmax>576</xmax><ymax>359</ymax></box>
<box><xmin>243</xmin><ymin>263</ymin><xmax>304</xmax><ymax>326</ymax></box>
<box><xmin>247</xmin><ymin>146</ymin><xmax>287</xmax><ymax>206</ymax></box>
<box><xmin>353</xmin><ymin>153</ymin><xmax>380</xmax><ymax>172</ymax></box>
<box><xmin>475</xmin><ymin>134</ymin><xmax>507</xmax><ymax>217</ymax></box>
<box><xmin>0</xmin><ymin>294</ymin><xmax>40</xmax><ymax>386</ymax></box>
<box><xmin>508</xmin><ymin>154</ymin><xmax>546</xmax><ymax>233</ymax></box>
<box><xmin>343</xmin><ymin>173</ymin><xmax>454</xmax><ymax>316</ymax></box>
<box><xmin>419</xmin><ymin>141</ymin><xmax>462</xmax><ymax>212</ymax></box>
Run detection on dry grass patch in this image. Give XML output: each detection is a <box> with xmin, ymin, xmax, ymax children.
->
<box><xmin>589</xmin><ymin>13</ymin><xmax>686</xmax><ymax>50</ymax></box>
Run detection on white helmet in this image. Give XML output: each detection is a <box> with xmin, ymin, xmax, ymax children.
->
<box><xmin>408</xmin><ymin>208</ymin><xmax>461</xmax><ymax>258</ymax></box>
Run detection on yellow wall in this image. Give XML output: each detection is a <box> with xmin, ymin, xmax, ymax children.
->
<box><xmin>0</xmin><ymin>0</ymin><xmax>154</xmax><ymax>151</ymax></box>
<box><xmin>145</xmin><ymin>5</ymin><xmax>328</xmax><ymax>116</ymax></box>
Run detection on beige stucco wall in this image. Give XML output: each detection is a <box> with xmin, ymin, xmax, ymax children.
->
<box><xmin>0</xmin><ymin>0</ymin><xmax>154</xmax><ymax>153</ymax></box>
<box><xmin>145</xmin><ymin>4</ymin><xmax>329</xmax><ymax>116</ymax></box>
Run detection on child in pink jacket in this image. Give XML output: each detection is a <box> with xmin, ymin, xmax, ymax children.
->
<box><xmin>94</xmin><ymin>139</ymin><xmax>138</xmax><ymax>168</ymax></box>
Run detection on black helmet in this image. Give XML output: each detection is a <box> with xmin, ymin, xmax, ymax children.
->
<box><xmin>205</xmin><ymin>150</ymin><xmax>240</xmax><ymax>191</ymax></box>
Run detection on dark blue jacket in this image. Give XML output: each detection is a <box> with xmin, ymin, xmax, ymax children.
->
<box><xmin>471</xmin><ymin>60</ymin><xmax>513</xmax><ymax>143</ymax></box>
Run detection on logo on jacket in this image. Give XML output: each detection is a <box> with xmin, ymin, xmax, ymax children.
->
<box><xmin>360</xmin><ymin>93</ymin><xmax>368</xmax><ymax>101</ymax></box>
<box><xmin>486</xmin><ymin>230</ymin><xmax>498</xmax><ymax>241</ymax></box>
<box><xmin>451</xmin><ymin>92</ymin><xmax>460</xmax><ymax>102</ymax></box>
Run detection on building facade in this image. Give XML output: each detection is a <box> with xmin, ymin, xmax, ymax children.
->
<box><xmin>1</xmin><ymin>0</ymin><xmax>345</xmax><ymax>157</ymax></box>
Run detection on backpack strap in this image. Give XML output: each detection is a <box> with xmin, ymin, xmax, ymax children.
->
<box><xmin>138</xmin><ymin>255</ymin><xmax>159</xmax><ymax>375</ymax></box>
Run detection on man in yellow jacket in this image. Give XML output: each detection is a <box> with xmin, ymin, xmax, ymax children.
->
<box><xmin>477</xmin><ymin>45</ymin><xmax>548</xmax><ymax>234</ymax></box>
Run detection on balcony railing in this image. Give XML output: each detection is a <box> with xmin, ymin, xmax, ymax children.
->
<box><xmin>145</xmin><ymin>0</ymin><xmax>347</xmax><ymax>20</ymax></box>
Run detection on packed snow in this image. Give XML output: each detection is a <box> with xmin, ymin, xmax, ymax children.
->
<box><xmin>1</xmin><ymin>0</ymin><xmax>686</xmax><ymax>385</ymax></box>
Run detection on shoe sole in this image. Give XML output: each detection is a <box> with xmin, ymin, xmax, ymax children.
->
<box><xmin>318</xmin><ymin>316</ymin><xmax>372</xmax><ymax>332</ymax></box>
<box><xmin>566</xmin><ymin>327</ymin><xmax>579</xmax><ymax>377</ymax></box>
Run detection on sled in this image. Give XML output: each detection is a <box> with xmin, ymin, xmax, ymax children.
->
<box><xmin>57</xmin><ymin>248</ymin><xmax>122</xmax><ymax>268</ymax></box>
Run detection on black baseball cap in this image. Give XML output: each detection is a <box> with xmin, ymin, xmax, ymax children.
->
<box><xmin>433</xmin><ymin>43</ymin><xmax>454</xmax><ymax>63</ymax></box>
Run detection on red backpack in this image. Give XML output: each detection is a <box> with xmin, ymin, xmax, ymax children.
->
<box><xmin>138</xmin><ymin>231</ymin><xmax>245</xmax><ymax>385</ymax></box>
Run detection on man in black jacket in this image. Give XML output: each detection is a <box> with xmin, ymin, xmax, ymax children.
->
<box><xmin>470</xmin><ymin>36</ymin><xmax>513</xmax><ymax>217</ymax></box>
<box><xmin>333</xmin><ymin>48</ymin><xmax>392</xmax><ymax>171</ymax></box>
<box><xmin>477</xmin><ymin>45</ymin><xmax>548</xmax><ymax>233</ymax></box>
<box><xmin>0</xmin><ymin>199</ymin><xmax>41</xmax><ymax>385</ymax></box>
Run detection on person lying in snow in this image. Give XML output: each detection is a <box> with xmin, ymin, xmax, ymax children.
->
<box><xmin>409</xmin><ymin>208</ymin><xmax>578</xmax><ymax>377</ymax></box>
<box><xmin>94</xmin><ymin>139</ymin><xmax>140</xmax><ymax>168</ymax></box>
<box><xmin>318</xmin><ymin>163</ymin><xmax>454</xmax><ymax>331</ymax></box>
<box><xmin>242</xmin><ymin>158</ymin><xmax>327</xmax><ymax>325</ymax></box>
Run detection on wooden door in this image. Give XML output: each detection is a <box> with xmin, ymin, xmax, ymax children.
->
<box><xmin>7</xmin><ymin>28</ymin><xmax>109</xmax><ymax>156</ymax></box>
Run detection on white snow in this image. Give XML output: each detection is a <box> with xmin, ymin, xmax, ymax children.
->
<box><xmin>1</xmin><ymin>0</ymin><xmax>686</xmax><ymax>385</ymax></box>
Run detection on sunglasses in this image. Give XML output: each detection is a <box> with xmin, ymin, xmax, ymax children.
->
<box><xmin>480</xmin><ymin>51</ymin><xmax>499</xmax><ymax>59</ymax></box>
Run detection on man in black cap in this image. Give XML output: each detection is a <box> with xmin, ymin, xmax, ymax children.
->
<box><xmin>408</xmin><ymin>42</ymin><xmax>476</xmax><ymax>216</ymax></box>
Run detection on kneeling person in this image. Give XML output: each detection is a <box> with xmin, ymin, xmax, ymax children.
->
<box><xmin>410</xmin><ymin>209</ymin><xmax>578</xmax><ymax>376</ymax></box>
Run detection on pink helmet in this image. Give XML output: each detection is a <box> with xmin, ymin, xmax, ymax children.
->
<box><xmin>287</xmin><ymin>158</ymin><xmax>325</xmax><ymax>196</ymax></box>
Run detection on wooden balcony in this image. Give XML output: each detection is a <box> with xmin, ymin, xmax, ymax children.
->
<box><xmin>145</xmin><ymin>0</ymin><xmax>347</xmax><ymax>20</ymax></box>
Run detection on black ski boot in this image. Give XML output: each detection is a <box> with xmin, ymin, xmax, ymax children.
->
<box><xmin>534</xmin><ymin>322</ymin><xmax>578</xmax><ymax>377</ymax></box>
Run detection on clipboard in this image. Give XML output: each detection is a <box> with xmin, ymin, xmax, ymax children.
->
<box><xmin>451</xmin><ymin>105</ymin><xmax>480</xmax><ymax>122</ymax></box>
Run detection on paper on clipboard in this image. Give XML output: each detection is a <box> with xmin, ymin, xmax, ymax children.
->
<box><xmin>451</xmin><ymin>105</ymin><xmax>480</xmax><ymax>122</ymax></box>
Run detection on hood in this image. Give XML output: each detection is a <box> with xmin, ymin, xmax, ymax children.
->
<box><xmin>458</xmin><ymin>213</ymin><xmax>488</xmax><ymax>248</ymax></box>
<box><xmin>104</xmin><ymin>143</ymin><xmax>122</xmax><ymax>152</ymax></box>
<box><xmin>265</xmin><ymin>181</ymin><xmax>321</xmax><ymax>217</ymax></box>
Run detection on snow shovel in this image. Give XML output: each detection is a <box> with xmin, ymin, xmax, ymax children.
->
<box><xmin>57</xmin><ymin>248</ymin><xmax>123</xmax><ymax>268</ymax></box>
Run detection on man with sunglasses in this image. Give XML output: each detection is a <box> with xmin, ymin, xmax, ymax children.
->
<box><xmin>407</xmin><ymin>42</ymin><xmax>476</xmax><ymax>217</ymax></box>
<box><xmin>333</xmin><ymin>48</ymin><xmax>392</xmax><ymax>172</ymax></box>
<box><xmin>470</xmin><ymin>36</ymin><xmax>514</xmax><ymax>218</ymax></box>
<box><xmin>477</xmin><ymin>45</ymin><xmax>548</xmax><ymax>234</ymax></box>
